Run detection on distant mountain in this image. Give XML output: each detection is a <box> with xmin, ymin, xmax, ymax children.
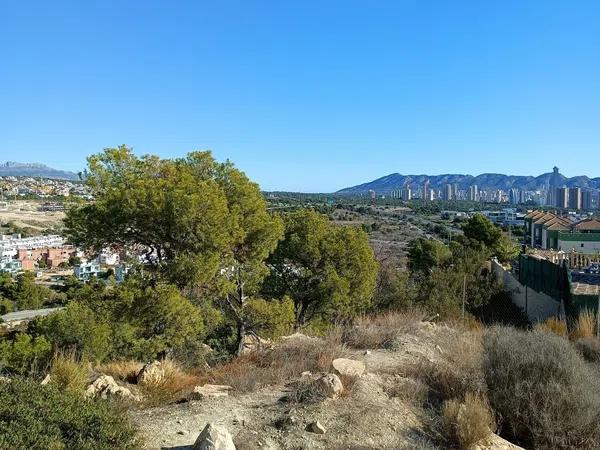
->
<box><xmin>0</xmin><ymin>162</ymin><xmax>79</xmax><ymax>180</ymax></box>
<box><xmin>337</xmin><ymin>171</ymin><xmax>600</xmax><ymax>195</ymax></box>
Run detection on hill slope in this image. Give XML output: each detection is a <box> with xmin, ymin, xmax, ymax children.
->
<box><xmin>337</xmin><ymin>172</ymin><xmax>600</xmax><ymax>195</ymax></box>
<box><xmin>0</xmin><ymin>162</ymin><xmax>79</xmax><ymax>180</ymax></box>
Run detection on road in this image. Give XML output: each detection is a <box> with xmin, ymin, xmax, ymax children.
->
<box><xmin>1</xmin><ymin>307</ymin><xmax>64</xmax><ymax>323</ymax></box>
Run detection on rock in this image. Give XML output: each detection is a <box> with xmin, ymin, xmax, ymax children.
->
<box><xmin>201</xmin><ymin>343</ymin><xmax>213</xmax><ymax>353</ymax></box>
<box><xmin>363</xmin><ymin>350</ymin><xmax>371</xmax><ymax>355</ymax></box>
<box><xmin>435</xmin><ymin>345</ymin><xmax>443</xmax><ymax>354</ymax></box>
<box><xmin>189</xmin><ymin>384</ymin><xmax>233</xmax><ymax>400</ymax></box>
<box><xmin>178</xmin><ymin>430</ymin><xmax>189</xmax><ymax>435</ymax></box>
<box><xmin>40</xmin><ymin>374</ymin><xmax>51</xmax><ymax>385</ymax></box>
<box><xmin>0</xmin><ymin>376</ymin><xmax>10</xmax><ymax>383</ymax></box>
<box><xmin>240</xmin><ymin>334</ymin><xmax>272</xmax><ymax>354</ymax></box>
<box><xmin>193</xmin><ymin>423</ymin><xmax>236</xmax><ymax>450</ymax></box>
<box><xmin>332</xmin><ymin>358</ymin><xmax>366</xmax><ymax>378</ymax></box>
<box><xmin>137</xmin><ymin>360</ymin><xmax>165</xmax><ymax>385</ymax></box>
<box><xmin>85</xmin><ymin>375</ymin><xmax>141</xmax><ymax>401</ymax></box>
<box><xmin>300</xmin><ymin>371</ymin><xmax>312</xmax><ymax>378</ymax></box>
<box><xmin>471</xmin><ymin>433</ymin><xmax>524</xmax><ymax>450</ymax></box>
<box><xmin>306</xmin><ymin>421</ymin><xmax>326</xmax><ymax>434</ymax></box>
<box><xmin>314</xmin><ymin>373</ymin><xmax>343</xmax><ymax>398</ymax></box>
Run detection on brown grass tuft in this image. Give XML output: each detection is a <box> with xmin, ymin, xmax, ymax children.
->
<box><xmin>95</xmin><ymin>360</ymin><xmax>143</xmax><ymax>384</ymax></box>
<box><xmin>441</xmin><ymin>393</ymin><xmax>494</xmax><ymax>450</ymax></box>
<box><xmin>571</xmin><ymin>309</ymin><xmax>596</xmax><ymax>341</ymax></box>
<box><xmin>49</xmin><ymin>351</ymin><xmax>90</xmax><ymax>393</ymax></box>
<box><xmin>534</xmin><ymin>316</ymin><xmax>568</xmax><ymax>338</ymax></box>
<box><xmin>138</xmin><ymin>359</ymin><xmax>199</xmax><ymax>406</ymax></box>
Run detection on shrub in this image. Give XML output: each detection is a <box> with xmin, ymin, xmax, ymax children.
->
<box><xmin>0</xmin><ymin>379</ymin><xmax>138</xmax><ymax>449</ymax></box>
<box><xmin>34</xmin><ymin>302</ymin><xmax>112</xmax><ymax>362</ymax></box>
<box><xmin>342</xmin><ymin>310</ymin><xmax>425</xmax><ymax>349</ymax></box>
<box><xmin>534</xmin><ymin>316</ymin><xmax>568</xmax><ymax>338</ymax></box>
<box><xmin>49</xmin><ymin>351</ymin><xmax>90</xmax><ymax>392</ymax></box>
<box><xmin>202</xmin><ymin>333</ymin><xmax>346</xmax><ymax>392</ymax></box>
<box><xmin>441</xmin><ymin>393</ymin><xmax>494</xmax><ymax>449</ymax></box>
<box><xmin>416</xmin><ymin>331</ymin><xmax>484</xmax><ymax>401</ymax></box>
<box><xmin>243</xmin><ymin>297</ymin><xmax>295</xmax><ymax>340</ymax></box>
<box><xmin>483</xmin><ymin>327</ymin><xmax>600</xmax><ymax>449</ymax></box>
<box><xmin>138</xmin><ymin>359</ymin><xmax>198</xmax><ymax>406</ymax></box>
<box><xmin>96</xmin><ymin>360</ymin><xmax>143</xmax><ymax>383</ymax></box>
<box><xmin>576</xmin><ymin>337</ymin><xmax>600</xmax><ymax>363</ymax></box>
<box><xmin>0</xmin><ymin>333</ymin><xmax>52</xmax><ymax>375</ymax></box>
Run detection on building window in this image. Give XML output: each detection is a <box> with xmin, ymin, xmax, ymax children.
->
<box><xmin>582</xmin><ymin>243</ymin><xmax>585</xmax><ymax>248</ymax></box>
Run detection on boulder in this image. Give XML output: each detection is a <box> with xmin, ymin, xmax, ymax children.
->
<box><xmin>137</xmin><ymin>360</ymin><xmax>165</xmax><ymax>385</ymax></box>
<box><xmin>189</xmin><ymin>384</ymin><xmax>233</xmax><ymax>400</ymax></box>
<box><xmin>193</xmin><ymin>423</ymin><xmax>236</xmax><ymax>450</ymax></box>
<box><xmin>306</xmin><ymin>421</ymin><xmax>326</xmax><ymax>434</ymax></box>
<box><xmin>40</xmin><ymin>374</ymin><xmax>51</xmax><ymax>385</ymax></box>
<box><xmin>314</xmin><ymin>373</ymin><xmax>343</xmax><ymax>398</ymax></box>
<box><xmin>332</xmin><ymin>358</ymin><xmax>366</xmax><ymax>378</ymax></box>
<box><xmin>471</xmin><ymin>434</ymin><xmax>524</xmax><ymax>450</ymax></box>
<box><xmin>85</xmin><ymin>375</ymin><xmax>140</xmax><ymax>401</ymax></box>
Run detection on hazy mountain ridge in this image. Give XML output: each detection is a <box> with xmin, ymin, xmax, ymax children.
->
<box><xmin>0</xmin><ymin>162</ymin><xmax>79</xmax><ymax>180</ymax></box>
<box><xmin>337</xmin><ymin>172</ymin><xmax>600</xmax><ymax>194</ymax></box>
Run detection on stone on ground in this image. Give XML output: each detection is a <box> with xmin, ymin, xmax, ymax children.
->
<box><xmin>307</xmin><ymin>420</ymin><xmax>326</xmax><ymax>434</ymax></box>
<box><xmin>332</xmin><ymin>358</ymin><xmax>366</xmax><ymax>377</ymax></box>
<box><xmin>314</xmin><ymin>373</ymin><xmax>343</xmax><ymax>398</ymax></box>
<box><xmin>85</xmin><ymin>375</ymin><xmax>140</xmax><ymax>401</ymax></box>
<box><xmin>240</xmin><ymin>334</ymin><xmax>272</xmax><ymax>354</ymax></box>
<box><xmin>137</xmin><ymin>360</ymin><xmax>165</xmax><ymax>385</ymax></box>
<box><xmin>193</xmin><ymin>423</ymin><xmax>236</xmax><ymax>450</ymax></box>
<box><xmin>472</xmin><ymin>434</ymin><xmax>525</xmax><ymax>450</ymax></box>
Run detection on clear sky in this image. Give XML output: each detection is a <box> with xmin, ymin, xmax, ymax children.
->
<box><xmin>2</xmin><ymin>1</ymin><xmax>599</xmax><ymax>192</ymax></box>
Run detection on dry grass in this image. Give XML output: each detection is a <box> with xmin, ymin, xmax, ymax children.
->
<box><xmin>571</xmin><ymin>309</ymin><xmax>596</xmax><ymax>341</ymax></box>
<box><xmin>414</xmin><ymin>331</ymin><xmax>484</xmax><ymax>401</ymax></box>
<box><xmin>49</xmin><ymin>351</ymin><xmax>90</xmax><ymax>393</ymax></box>
<box><xmin>342</xmin><ymin>310</ymin><xmax>426</xmax><ymax>349</ymax></box>
<box><xmin>534</xmin><ymin>316</ymin><xmax>568</xmax><ymax>338</ymax></box>
<box><xmin>138</xmin><ymin>359</ymin><xmax>199</xmax><ymax>406</ymax></box>
<box><xmin>576</xmin><ymin>337</ymin><xmax>600</xmax><ymax>363</ymax></box>
<box><xmin>199</xmin><ymin>333</ymin><xmax>347</xmax><ymax>393</ymax></box>
<box><xmin>96</xmin><ymin>360</ymin><xmax>143</xmax><ymax>384</ymax></box>
<box><xmin>441</xmin><ymin>393</ymin><xmax>494</xmax><ymax>450</ymax></box>
<box><xmin>384</xmin><ymin>376</ymin><xmax>429</xmax><ymax>405</ymax></box>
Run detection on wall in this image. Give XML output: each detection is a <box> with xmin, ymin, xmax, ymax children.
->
<box><xmin>558</xmin><ymin>239</ymin><xmax>600</xmax><ymax>253</ymax></box>
<box><xmin>492</xmin><ymin>259</ymin><xmax>564</xmax><ymax>323</ymax></box>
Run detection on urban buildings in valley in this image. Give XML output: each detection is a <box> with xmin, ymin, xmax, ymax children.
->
<box><xmin>524</xmin><ymin>210</ymin><xmax>600</xmax><ymax>251</ymax></box>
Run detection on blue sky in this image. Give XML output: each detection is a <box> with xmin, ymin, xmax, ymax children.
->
<box><xmin>2</xmin><ymin>1</ymin><xmax>599</xmax><ymax>192</ymax></box>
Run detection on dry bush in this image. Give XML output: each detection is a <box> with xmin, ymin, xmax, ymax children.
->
<box><xmin>342</xmin><ymin>310</ymin><xmax>426</xmax><ymax>349</ymax></box>
<box><xmin>384</xmin><ymin>376</ymin><xmax>429</xmax><ymax>405</ymax></box>
<box><xmin>484</xmin><ymin>326</ymin><xmax>600</xmax><ymax>449</ymax></box>
<box><xmin>576</xmin><ymin>337</ymin><xmax>600</xmax><ymax>363</ymax></box>
<box><xmin>95</xmin><ymin>360</ymin><xmax>143</xmax><ymax>383</ymax></box>
<box><xmin>571</xmin><ymin>309</ymin><xmax>596</xmax><ymax>341</ymax></box>
<box><xmin>414</xmin><ymin>331</ymin><xmax>484</xmax><ymax>401</ymax></box>
<box><xmin>139</xmin><ymin>359</ymin><xmax>199</xmax><ymax>406</ymax></box>
<box><xmin>534</xmin><ymin>316</ymin><xmax>568</xmax><ymax>338</ymax></box>
<box><xmin>49</xmin><ymin>351</ymin><xmax>90</xmax><ymax>392</ymax></box>
<box><xmin>441</xmin><ymin>393</ymin><xmax>494</xmax><ymax>450</ymax></box>
<box><xmin>200</xmin><ymin>333</ymin><xmax>347</xmax><ymax>392</ymax></box>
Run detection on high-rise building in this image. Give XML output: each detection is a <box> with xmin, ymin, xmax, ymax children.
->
<box><xmin>401</xmin><ymin>186</ymin><xmax>412</xmax><ymax>201</ymax></box>
<box><xmin>556</xmin><ymin>187</ymin><xmax>568</xmax><ymax>209</ymax></box>
<box><xmin>469</xmin><ymin>185</ymin><xmax>478</xmax><ymax>201</ymax></box>
<box><xmin>548</xmin><ymin>166</ymin><xmax>561</xmax><ymax>206</ymax></box>
<box><xmin>568</xmin><ymin>187</ymin><xmax>582</xmax><ymax>210</ymax></box>
<box><xmin>443</xmin><ymin>184</ymin><xmax>453</xmax><ymax>201</ymax></box>
<box><xmin>422</xmin><ymin>180</ymin><xmax>430</xmax><ymax>202</ymax></box>
<box><xmin>582</xmin><ymin>190</ymin><xmax>593</xmax><ymax>210</ymax></box>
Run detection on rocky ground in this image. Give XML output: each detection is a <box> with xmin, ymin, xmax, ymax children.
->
<box><xmin>129</xmin><ymin>322</ymin><xmax>455</xmax><ymax>450</ymax></box>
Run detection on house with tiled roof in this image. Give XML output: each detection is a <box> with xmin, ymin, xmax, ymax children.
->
<box><xmin>525</xmin><ymin>211</ymin><xmax>600</xmax><ymax>251</ymax></box>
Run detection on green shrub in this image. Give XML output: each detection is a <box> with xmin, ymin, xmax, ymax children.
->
<box><xmin>483</xmin><ymin>327</ymin><xmax>600</xmax><ymax>449</ymax></box>
<box><xmin>34</xmin><ymin>302</ymin><xmax>111</xmax><ymax>362</ymax></box>
<box><xmin>243</xmin><ymin>297</ymin><xmax>295</xmax><ymax>339</ymax></box>
<box><xmin>49</xmin><ymin>351</ymin><xmax>90</xmax><ymax>392</ymax></box>
<box><xmin>0</xmin><ymin>379</ymin><xmax>138</xmax><ymax>449</ymax></box>
<box><xmin>0</xmin><ymin>333</ymin><xmax>52</xmax><ymax>375</ymax></box>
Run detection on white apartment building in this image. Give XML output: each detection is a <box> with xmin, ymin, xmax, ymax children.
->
<box><xmin>0</xmin><ymin>234</ymin><xmax>65</xmax><ymax>258</ymax></box>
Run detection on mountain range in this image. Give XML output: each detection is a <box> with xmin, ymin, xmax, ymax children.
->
<box><xmin>337</xmin><ymin>172</ymin><xmax>600</xmax><ymax>195</ymax></box>
<box><xmin>0</xmin><ymin>162</ymin><xmax>79</xmax><ymax>180</ymax></box>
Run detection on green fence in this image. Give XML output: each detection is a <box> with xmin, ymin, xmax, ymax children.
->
<box><xmin>518</xmin><ymin>254</ymin><xmax>598</xmax><ymax>318</ymax></box>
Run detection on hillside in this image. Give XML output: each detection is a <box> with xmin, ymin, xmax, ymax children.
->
<box><xmin>0</xmin><ymin>162</ymin><xmax>79</xmax><ymax>180</ymax></box>
<box><xmin>337</xmin><ymin>171</ymin><xmax>600</xmax><ymax>195</ymax></box>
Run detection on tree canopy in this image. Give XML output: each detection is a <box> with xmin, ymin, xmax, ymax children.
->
<box><xmin>263</xmin><ymin>210</ymin><xmax>378</xmax><ymax>326</ymax></box>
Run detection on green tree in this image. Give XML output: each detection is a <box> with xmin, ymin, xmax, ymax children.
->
<box><xmin>462</xmin><ymin>214</ymin><xmax>502</xmax><ymax>249</ymax></box>
<box><xmin>0</xmin><ymin>272</ymin><xmax>55</xmax><ymax>311</ymax></box>
<box><xmin>0</xmin><ymin>333</ymin><xmax>52</xmax><ymax>375</ymax></box>
<box><xmin>263</xmin><ymin>210</ymin><xmax>378</xmax><ymax>327</ymax></box>
<box><xmin>65</xmin><ymin>146</ymin><xmax>283</xmax><ymax>354</ymax></box>
<box><xmin>407</xmin><ymin>238</ymin><xmax>452</xmax><ymax>274</ymax></box>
